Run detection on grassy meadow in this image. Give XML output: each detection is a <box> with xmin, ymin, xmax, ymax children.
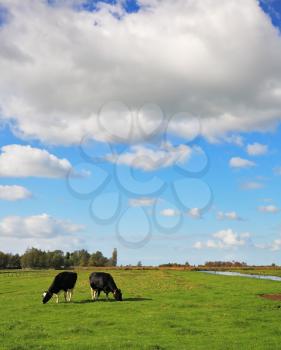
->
<box><xmin>1</xmin><ymin>269</ymin><xmax>281</xmax><ymax>350</ymax></box>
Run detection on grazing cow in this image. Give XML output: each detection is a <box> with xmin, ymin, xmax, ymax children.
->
<box><xmin>89</xmin><ymin>272</ymin><xmax>122</xmax><ymax>301</ymax></box>
<box><xmin>42</xmin><ymin>271</ymin><xmax>77</xmax><ymax>304</ymax></box>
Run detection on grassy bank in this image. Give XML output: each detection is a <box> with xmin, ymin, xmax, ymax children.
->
<box><xmin>1</xmin><ymin>269</ymin><xmax>281</xmax><ymax>349</ymax></box>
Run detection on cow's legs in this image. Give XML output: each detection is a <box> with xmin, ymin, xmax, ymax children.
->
<box><xmin>54</xmin><ymin>294</ymin><xmax>59</xmax><ymax>304</ymax></box>
<box><xmin>67</xmin><ymin>289</ymin><xmax>73</xmax><ymax>302</ymax></box>
<box><xmin>106</xmin><ymin>293</ymin><xmax>109</xmax><ymax>301</ymax></box>
<box><xmin>91</xmin><ymin>288</ymin><xmax>95</xmax><ymax>301</ymax></box>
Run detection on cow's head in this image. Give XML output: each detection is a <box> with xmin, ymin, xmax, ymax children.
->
<box><xmin>113</xmin><ymin>289</ymin><xmax>122</xmax><ymax>301</ymax></box>
<box><xmin>42</xmin><ymin>291</ymin><xmax>53</xmax><ymax>304</ymax></box>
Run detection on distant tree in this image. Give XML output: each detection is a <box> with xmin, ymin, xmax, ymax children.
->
<box><xmin>111</xmin><ymin>248</ymin><xmax>117</xmax><ymax>267</ymax></box>
<box><xmin>70</xmin><ymin>250</ymin><xmax>90</xmax><ymax>266</ymax></box>
<box><xmin>89</xmin><ymin>251</ymin><xmax>108</xmax><ymax>267</ymax></box>
<box><xmin>204</xmin><ymin>261</ymin><xmax>247</xmax><ymax>268</ymax></box>
<box><xmin>137</xmin><ymin>261</ymin><xmax>142</xmax><ymax>267</ymax></box>
<box><xmin>69</xmin><ymin>251</ymin><xmax>79</xmax><ymax>266</ymax></box>
<box><xmin>79</xmin><ymin>250</ymin><xmax>90</xmax><ymax>266</ymax></box>
<box><xmin>7</xmin><ymin>254</ymin><xmax>21</xmax><ymax>269</ymax></box>
<box><xmin>159</xmin><ymin>263</ymin><xmax>184</xmax><ymax>267</ymax></box>
<box><xmin>21</xmin><ymin>248</ymin><xmax>47</xmax><ymax>268</ymax></box>
<box><xmin>0</xmin><ymin>252</ymin><xmax>9</xmax><ymax>268</ymax></box>
<box><xmin>64</xmin><ymin>252</ymin><xmax>72</xmax><ymax>267</ymax></box>
<box><xmin>0</xmin><ymin>248</ymin><xmax>116</xmax><ymax>269</ymax></box>
<box><xmin>46</xmin><ymin>250</ymin><xmax>64</xmax><ymax>269</ymax></box>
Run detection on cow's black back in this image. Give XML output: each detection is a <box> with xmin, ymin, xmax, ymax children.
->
<box><xmin>49</xmin><ymin>271</ymin><xmax>77</xmax><ymax>294</ymax></box>
<box><xmin>89</xmin><ymin>272</ymin><xmax>117</xmax><ymax>290</ymax></box>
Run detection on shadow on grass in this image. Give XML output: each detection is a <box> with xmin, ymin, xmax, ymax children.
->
<box><xmin>73</xmin><ymin>297</ymin><xmax>152</xmax><ymax>304</ymax></box>
<box><xmin>123</xmin><ymin>297</ymin><xmax>152</xmax><ymax>302</ymax></box>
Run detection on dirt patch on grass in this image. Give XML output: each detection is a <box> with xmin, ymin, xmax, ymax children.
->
<box><xmin>260</xmin><ymin>294</ymin><xmax>281</xmax><ymax>301</ymax></box>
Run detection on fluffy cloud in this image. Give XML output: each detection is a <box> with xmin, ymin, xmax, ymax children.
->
<box><xmin>160</xmin><ymin>208</ymin><xmax>179</xmax><ymax>217</ymax></box>
<box><xmin>217</xmin><ymin>211</ymin><xmax>243</xmax><ymax>221</ymax></box>
<box><xmin>0</xmin><ymin>144</ymin><xmax>72</xmax><ymax>178</ymax></box>
<box><xmin>229</xmin><ymin>157</ymin><xmax>256</xmax><ymax>168</ymax></box>
<box><xmin>129</xmin><ymin>197</ymin><xmax>157</xmax><ymax>207</ymax></box>
<box><xmin>246</xmin><ymin>142</ymin><xmax>268</xmax><ymax>156</ymax></box>
<box><xmin>256</xmin><ymin>239</ymin><xmax>281</xmax><ymax>251</ymax></box>
<box><xmin>105</xmin><ymin>142</ymin><xmax>192</xmax><ymax>171</ymax></box>
<box><xmin>0</xmin><ymin>235</ymin><xmax>84</xmax><ymax>254</ymax></box>
<box><xmin>0</xmin><ymin>0</ymin><xmax>281</xmax><ymax>145</ymax></box>
<box><xmin>258</xmin><ymin>205</ymin><xmax>280</xmax><ymax>213</ymax></box>
<box><xmin>0</xmin><ymin>213</ymin><xmax>84</xmax><ymax>238</ymax></box>
<box><xmin>0</xmin><ymin>185</ymin><xmax>32</xmax><ymax>201</ymax></box>
<box><xmin>193</xmin><ymin>229</ymin><xmax>250</xmax><ymax>249</ymax></box>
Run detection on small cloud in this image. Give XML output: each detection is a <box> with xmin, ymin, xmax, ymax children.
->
<box><xmin>261</xmin><ymin>198</ymin><xmax>273</xmax><ymax>203</ymax></box>
<box><xmin>193</xmin><ymin>229</ymin><xmax>250</xmax><ymax>249</ymax></box>
<box><xmin>0</xmin><ymin>144</ymin><xmax>72</xmax><ymax>178</ymax></box>
<box><xmin>129</xmin><ymin>197</ymin><xmax>157</xmax><ymax>207</ymax></box>
<box><xmin>255</xmin><ymin>239</ymin><xmax>281</xmax><ymax>251</ymax></box>
<box><xmin>229</xmin><ymin>157</ymin><xmax>256</xmax><ymax>168</ymax></box>
<box><xmin>274</xmin><ymin>167</ymin><xmax>281</xmax><ymax>176</ymax></box>
<box><xmin>160</xmin><ymin>208</ymin><xmax>179</xmax><ymax>217</ymax></box>
<box><xmin>224</xmin><ymin>135</ymin><xmax>244</xmax><ymax>147</ymax></box>
<box><xmin>105</xmin><ymin>142</ymin><xmax>193</xmax><ymax>171</ymax></box>
<box><xmin>0</xmin><ymin>185</ymin><xmax>32</xmax><ymax>201</ymax></box>
<box><xmin>258</xmin><ymin>205</ymin><xmax>279</xmax><ymax>213</ymax></box>
<box><xmin>246</xmin><ymin>142</ymin><xmax>268</xmax><ymax>156</ymax></box>
<box><xmin>188</xmin><ymin>208</ymin><xmax>201</xmax><ymax>219</ymax></box>
<box><xmin>217</xmin><ymin>211</ymin><xmax>243</xmax><ymax>221</ymax></box>
<box><xmin>241</xmin><ymin>181</ymin><xmax>264</xmax><ymax>190</ymax></box>
<box><xmin>193</xmin><ymin>241</ymin><xmax>203</xmax><ymax>249</ymax></box>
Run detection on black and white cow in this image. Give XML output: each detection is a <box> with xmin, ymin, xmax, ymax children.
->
<box><xmin>42</xmin><ymin>271</ymin><xmax>77</xmax><ymax>304</ymax></box>
<box><xmin>89</xmin><ymin>272</ymin><xmax>122</xmax><ymax>301</ymax></box>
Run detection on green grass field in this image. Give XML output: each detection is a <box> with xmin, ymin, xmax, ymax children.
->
<box><xmin>1</xmin><ymin>269</ymin><xmax>281</xmax><ymax>350</ymax></box>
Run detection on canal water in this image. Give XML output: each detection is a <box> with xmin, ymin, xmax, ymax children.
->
<box><xmin>200</xmin><ymin>270</ymin><xmax>281</xmax><ymax>281</ymax></box>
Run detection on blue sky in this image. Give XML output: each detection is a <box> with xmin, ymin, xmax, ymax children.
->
<box><xmin>0</xmin><ymin>0</ymin><xmax>281</xmax><ymax>265</ymax></box>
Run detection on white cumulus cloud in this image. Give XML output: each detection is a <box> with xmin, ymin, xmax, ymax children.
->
<box><xmin>255</xmin><ymin>239</ymin><xmax>281</xmax><ymax>251</ymax></box>
<box><xmin>160</xmin><ymin>208</ymin><xmax>179</xmax><ymax>217</ymax></box>
<box><xmin>0</xmin><ymin>144</ymin><xmax>72</xmax><ymax>178</ymax></box>
<box><xmin>105</xmin><ymin>142</ymin><xmax>192</xmax><ymax>171</ymax></box>
<box><xmin>258</xmin><ymin>205</ymin><xmax>280</xmax><ymax>213</ymax></box>
<box><xmin>229</xmin><ymin>157</ymin><xmax>256</xmax><ymax>168</ymax></box>
<box><xmin>0</xmin><ymin>213</ymin><xmax>84</xmax><ymax>238</ymax></box>
<box><xmin>193</xmin><ymin>229</ymin><xmax>250</xmax><ymax>249</ymax></box>
<box><xmin>0</xmin><ymin>0</ymin><xmax>281</xmax><ymax>145</ymax></box>
<box><xmin>246</xmin><ymin>142</ymin><xmax>268</xmax><ymax>156</ymax></box>
<box><xmin>0</xmin><ymin>185</ymin><xmax>32</xmax><ymax>201</ymax></box>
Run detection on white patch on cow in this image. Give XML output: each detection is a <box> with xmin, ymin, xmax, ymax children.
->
<box><xmin>42</xmin><ymin>292</ymin><xmax>47</xmax><ymax>298</ymax></box>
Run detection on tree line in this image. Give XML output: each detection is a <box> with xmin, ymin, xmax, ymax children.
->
<box><xmin>204</xmin><ymin>261</ymin><xmax>247</xmax><ymax>267</ymax></box>
<box><xmin>0</xmin><ymin>248</ymin><xmax>117</xmax><ymax>269</ymax></box>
